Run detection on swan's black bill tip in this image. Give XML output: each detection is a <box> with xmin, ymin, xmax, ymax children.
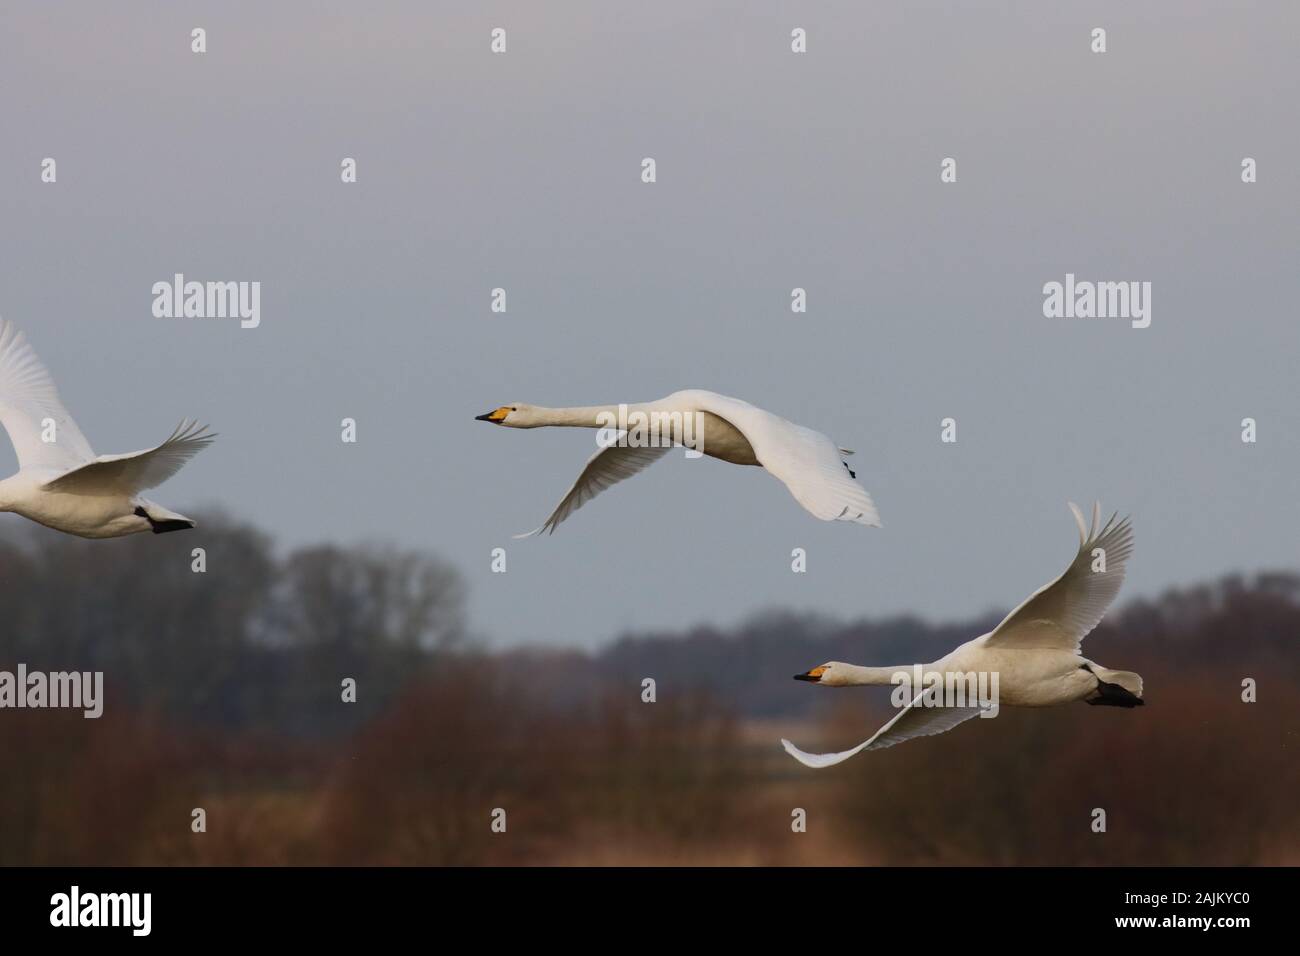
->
<box><xmin>474</xmin><ymin>412</ymin><xmax>495</xmax><ymax>421</ymax></box>
<box><xmin>794</xmin><ymin>673</ymin><xmax>819</xmax><ymax>682</ymax></box>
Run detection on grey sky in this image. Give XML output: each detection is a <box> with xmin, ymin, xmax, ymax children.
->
<box><xmin>1</xmin><ymin>2</ymin><xmax>1296</xmax><ymax>648</ymax></box>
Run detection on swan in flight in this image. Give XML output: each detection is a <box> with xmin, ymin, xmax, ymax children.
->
<box><xmin>0</xmin><ymin>319</ymin><xmax>214</xmax><ymax>538</ymax></box>
<box><xmin>782</xmin><ymin>502</ymin><xmax>1141</xmax><ymax>768</ymax></box>
<box><xmin>474</xmin><ymin>389</ymin><xmax>879</xmax><ymax>536</ymax></box>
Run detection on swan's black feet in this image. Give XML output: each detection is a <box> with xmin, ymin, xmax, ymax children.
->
<box><xmin>134</xmin><ymin>506</ymin><xmax>195</xmax><ymax>534</ymax></box>
<box><xmin>1081</xmin><ymin>664</ymin><xmax>1144</xmax><ymax>707</ymax></box>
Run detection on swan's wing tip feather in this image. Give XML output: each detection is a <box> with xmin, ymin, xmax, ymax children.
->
<box><xmin>780</xmin><ymin>738</ymin><xmax>814</xmax><ymax>766</ymax></box>
<box><xmin>780</xmin><ymin>738</ymin><xmax>854</xmax><ymax>769</ymax></box>
<box><xmin>1067</xmin><ymin>501</ymin><xmax>1088</xmax><ymax>543</ymax></box>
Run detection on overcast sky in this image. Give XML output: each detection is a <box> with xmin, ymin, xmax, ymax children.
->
<box><xmin>1</xmin><ymin>1</ymin><xmax>1296</xmax><ymax>648</ymax></box>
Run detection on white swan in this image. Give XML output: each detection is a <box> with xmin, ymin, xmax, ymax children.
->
<box><xmin>474</xmin><ymin>389</ymin><xmax>879</xmax><ymax>536</ymax></box>
<box><xmin>0</xmin><ymin>319</ymin><xmax>214</xmax><ymax>538</ymax></box>
<box><xmin>782</xmin><ymin>502</ymin><xmax>1142</xmax><ymax>768</ymax></box>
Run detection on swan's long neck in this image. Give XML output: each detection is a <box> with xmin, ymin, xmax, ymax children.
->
<box><xmin>838</xmin><ymin>664</ymin><xmax>923</xmax><ymax>686</ymax></box>
<box><xmin>536</xmin><ymin>404</ymin><xmax>627</xmax><ymax>428</ymax></box>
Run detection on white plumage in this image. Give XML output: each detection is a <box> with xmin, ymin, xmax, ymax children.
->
<box><xmin>475</xmin><ymin>389</ymin><xmax>880</xmax><ymax>536</ymax></box>
<box><xmin>783</xmin><ymin>502</ymin><xmax>1142</xmax><ymax>768</ymax></box>
<box><xmin>0</xmin><ymin>318</ymin><xmax>214</xmax><ymax>538</ymax></box>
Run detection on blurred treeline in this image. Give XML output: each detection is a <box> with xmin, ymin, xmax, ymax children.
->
<box><xmin>0</xmin><ymin>515</ymin><xmax>1296</xmax><ymax>865</ymax></box>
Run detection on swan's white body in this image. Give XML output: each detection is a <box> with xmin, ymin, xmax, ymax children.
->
<box><xmin>475</xmin><ymin>389</ymin><xmax>879</xmax><ymax>536</ymax></box>
<box><xmin>0</xmin><ymin>319</ymin><xmax>214</xmax><ymax>538</ymax></box>
<box><xmin>783</xmin><ymin>503</ymin><xmax>1142</xmax><ymax>768</ymax></box>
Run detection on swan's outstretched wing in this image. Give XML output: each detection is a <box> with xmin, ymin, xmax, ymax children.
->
<box><xmin>685</xmin><ymin>390</ymin><xmax>879</xmax><ymax>526</ymax></box>
<box><xmin>0</xmin><ymin>319</ymin><xmax>96</xmax><ymax>471</ymax></box>
<box><xmin>980</xmin><ymin>502</ymin><xmax>1134</xmax><ymax>654</ymax></box>
<box><xmin>782</xmin><ymin>694</ymin><xmax>988</xmax><ymax>768</ymax></box>
<box><xmin>757</xmin><ymin>421</ymin><xmax>880</xmax><ymax>525</ymax></box>
<box><xmin>42</xmin><ymin>420</ymin><xmax>215</xmax><ymax>494</ymax></box>
<box><xmin>515</xmin><ymin>435</ymin><xmax>670</xmax><ymax>537</ymax></box>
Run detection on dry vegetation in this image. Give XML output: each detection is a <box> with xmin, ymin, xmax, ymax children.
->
<box><xmin>0</xmin><ymin>518</ymin><xmax>1295</xmax><ymax>865</ymax></box>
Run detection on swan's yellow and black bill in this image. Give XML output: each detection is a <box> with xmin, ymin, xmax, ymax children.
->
<box><xmin>794</xmin><ymin>665</ymin><xmax>827</xmax><ymax>682</ymax></box>
<box><xmin>475</xmin><ymin>407</ymin><xmax>510</xmax><ymax>423</ymax></box>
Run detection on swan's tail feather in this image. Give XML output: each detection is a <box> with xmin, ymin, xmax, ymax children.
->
<box><xmin>1086</xmin><ymin>666</ymin><xmax>1144</xmax><ymax>707</ymax></box>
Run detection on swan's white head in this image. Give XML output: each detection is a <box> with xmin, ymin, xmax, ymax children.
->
<box><xmin>794</xmin><ymin>662</ymin><xmax>848</xmax><ymax>686</ymax></box>
<box><xmin>474</xmin><ymin>403</ymin><xmax>540</xmax><ymax>428</ymax></box>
